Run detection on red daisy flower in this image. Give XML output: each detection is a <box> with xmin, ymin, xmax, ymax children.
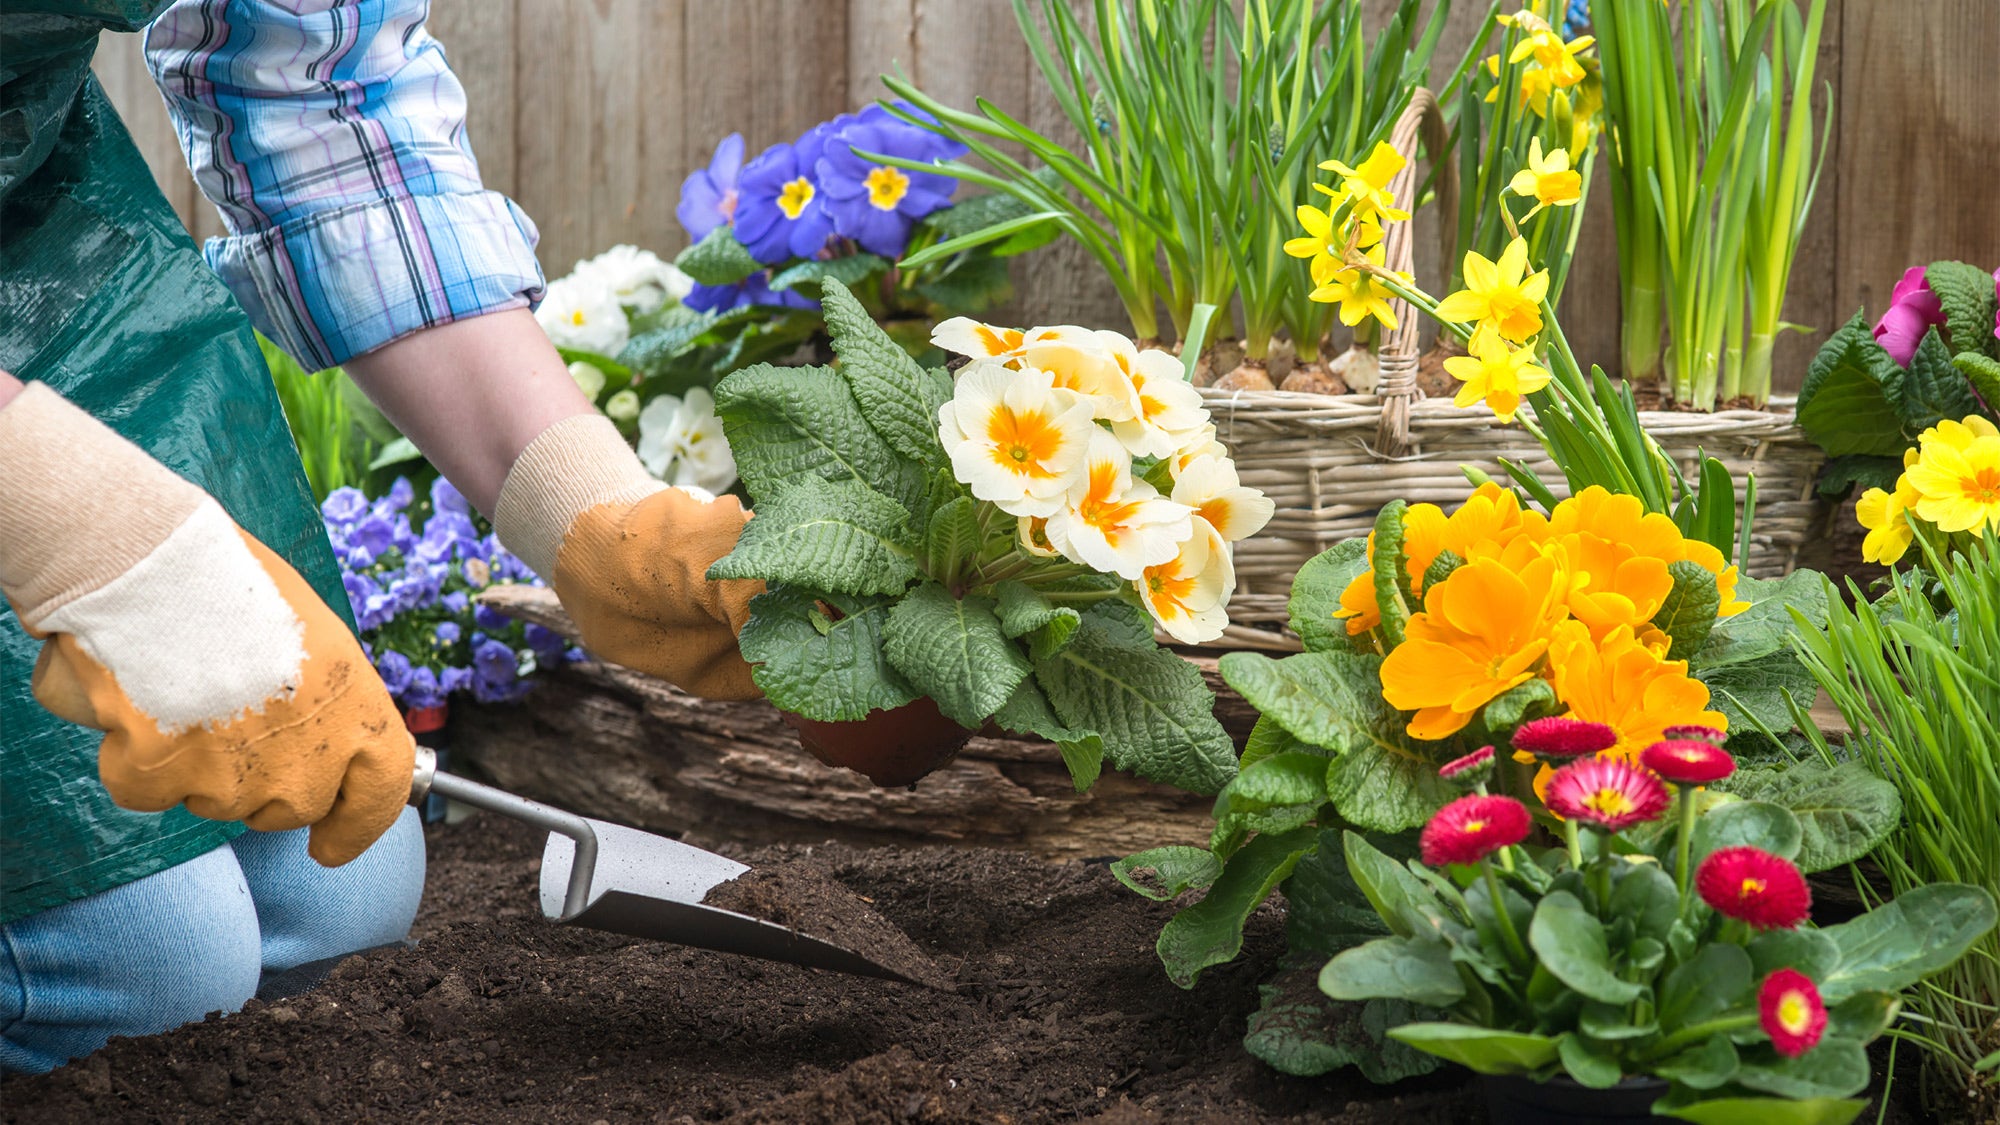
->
<box><xmin>1759</xmin><ymin>968</ymin><xmax>1828</xmax><ymax>1057</ymax></box>
<box><xmin>1662</xmin><ymin>723</ymin><xmax>1728</xmax><ymax>746</ymax></box>
<box><xmin>1420</xmin><ymin>795</ymin><xmax>1531</xmax><ymax>867</ymax></box>
<box><xmin>1697</xmin><ymin>846</ymin><xmax>1812</xmax><ymax>929</ymax></box>
<box><xmin>1543</xmin><ymin>757</ymin><xmax>1670</xmax><ymax>831</ymax></box>
<box><xmin>1640</xmin><ymin>739</ymin><xmax>1737</xmax><ymax>785</ymax></box>
<box><xmin>1439</xmin><ymin>746</ymin><xmax>1496</xmax><ymax>789</ymax></box>
<box><xmin>1512</xmin><ymin>716</ymin><xmax>1619</xmax><ymax>760</ymax></box>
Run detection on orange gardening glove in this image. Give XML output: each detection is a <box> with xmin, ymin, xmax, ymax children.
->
<box><xmin>0</xmin><ymin>383</ymin><xmax>413</xmax><ymax>866</ymax></box>
<box><xmin>491</xmin><ymin>414</ymin><xmax>762</xmax><ymax>699</ymax></box>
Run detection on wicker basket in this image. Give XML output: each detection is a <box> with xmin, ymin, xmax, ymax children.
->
<box><xmin>1199</xmin><ymin>90</ymin><xmax>1827</xmax><ymax>652</ymax></box>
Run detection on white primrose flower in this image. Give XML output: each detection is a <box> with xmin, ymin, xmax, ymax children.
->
<box><xmin>567</xmin><ymin>360</ymin><xmax>607</xmax><ymax>403</ymax></box>
<box><xmin>573</xmin><ymin>244</ymin><xmax>692</xmax><ymax>314</ymax></box>
<box><xmin>931</xmin><ymin>318</ymin><xmax>1104</xmax><ymax>367</ymax></box>
<box><xmin>536</xmin><ymin>274</ymin><xmax>630</xmax><ymax>357</ymax></box>
<box><xmin>1171</xmin><ymin>423</ymin><xmax>1230</xmax><ymax>475</ymax></box>
<box><xmin>1111</xmin><ymin>341</ymin><xmax>1210</xmax><ymax>458</ymax></box>
<box><xmin>938</xmin><ymin>361</ymin><xmax>1096</xmax><ymax>518</ymax></box>
<box><xmin>1138</xmin><ymin>518</ymin><xmax>1235</xmax><ymax>645</ymax></box>
<box><xmin>637</xmin><ymin>388</ymin><xmax>737</xmax><ymax>494</ymax></box>
<box><xmin>1044</xmin><ymin>429</ymin><xmax>1194</xmax><ymax>581</ymax></box>
<box><xmin>1171</xmin><ymin>454</ymin><xmax>1275</xmax><ymax>543</ymax></box>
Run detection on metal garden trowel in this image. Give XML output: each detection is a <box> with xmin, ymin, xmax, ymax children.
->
<box><xmin>409</xmin><ymin>748</ymin><xmax>926</xmax><ymax>984</ymax></box>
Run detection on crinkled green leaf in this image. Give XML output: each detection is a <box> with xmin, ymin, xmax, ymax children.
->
<box><xmin>708</xmin><ymin>475</ymin><xmax>919</xmax><ymax>596</ymax></box>
<box><xmin>674</xmin><ymin>225</ymin><xmax>761</xmax><ymax>286</ymax></box>
<box><xmin>1655</xmin><ymin>559</ymin><xmax>1722</xmax><ymax>661</ymax></box>
<box><xmin>1282</xmin><ymin>828</ymin><xmax>1403</xmax><ymax>955</ymax></box>
<box><xmin>767</xmin><ymin>252</ymin><xmax>888</xmax><ymax>293</ymax></box>
<box><xmin>1383</xmin><ymin>1024</ymin><xmax>1560</xmax><ymax>1075</ymax></box>
<box><xmin>1814</xmin><ymin>454</ymin><xmax>1904</xmax><ymax>500</ymax></box>
<box><xmin>1698</xmin><ymin>651</ymin><xmax>1818</xmax><ymax>736</ymax></box>
<box><xmin>819</xmin><ymin>278</ymin><xmax>950</xmax><ymax>469</ymax></box>
<box><xmin>994</xmin><ymin>580</ymin><xmax>1080</xmax><ymax>640</ymax></box>
<box><xmin>1243</xmin><ymin>965</ymin><xmax>1439</xmax><ymax>1082</ymax></box>
<box><xmin>737</xmin><ymin>588</ymin><xmax>918</xmax><ymax>721</ymax></box>
<box><xmin>882</xmin><ymin>582</ymin><xmax>1030</xmax><ymax>728</ymax></box>
<box><xmin>1036</xmin><ymin>618</ymin><xmax>1235</xmax><ymax>794</ymax></box>
<box><xmin>1796</xmin><ymin>312</ymin><xmax>1906</xmax><ymax>458</ymax></box>
<box><xmin>1218</xmin><ymin>651</ymin><xmax>1404</xmax><ymax>758</ymax></box>
<box><xmin>1370</xmin><ymin>501</ymin><xmax>1412</xmax><ymax>647</ymax></box>
<box><xmin>1111</xmin><ymin>845</ymin><xmax>1221</xmax><ymax>901</ymax></box>
<box><xmin>1227</xmin><ymin>751</ymin><xmax>1332</xmax><ymax>809</ymax></box>
<box><xmin>1421</xmin><ymin>549</ymin><xmax>1465</xmax><ymax>595</ymax></box>
<box><xmin>1288</xmin><ymin>538</ymin><xmax>1370</xmax><ymax>653</ymax></box>
<box><xmin>1324</xmin><ymin>742</ymin><xmax>1455</xmax><ymax>834</ymax></box>
<box><xmin>1529</xmin><ymin>891</ymin><xmax>1643</xmax><ymax>1004</ymax></box>
<box><xmin>1320</xmin><ymin>936</ymin><xmax>1464</xmax><ymax>1006</ymax></box>
<box><xmin>991</xmin><ymin>676</ymin><xmax>1103</xmax><ymax>791</ymax></box>
<box><xmin>1713</xmin><ymin>760</ymin><xmax>1901</xmax><ymax>872</ymax></box>
<box><xmin>1483</xmin><ymin>678</ymin><xmax>1558</xmax><ymax>730</ymax></box>
<box><xmin>1955</xmin><ymin>349</ymin><xmax>2000</xmax><ymax>403</ymax></box>
<box><xmin>1817</xmin><ymin>883</ymin><xmax>1998</xmax><ymax>1002</ymax></box>
<box><xmin>714</xmin><ymin>362</ymin><xmax>928</xmax><ymax>512</ymax></box>
<box><xmin>919</xmin><ymin>496</ymin><xmax>981</xmax><ymax>582</ymax></box>
<box><xmin>1239</xmin><ymin>714</ymin><xmax>1307</xmax><ymax>770</ymax></box>
<box><xmin>1927</xmin><ymin>260</ymin><xmax>2000</xmax><ymax>360</ymax></box>
<box><xmin>1895</xmin><ymin>327</ymin><xmax>1984</xmax><ymax>433</ymax></box>
<box><xmin>1696</xmin><ymin>570</ymin><xmax>1830</xmax><ymax>669</ymax></box>
<box><xmin>1156</xmin><ymin>828</ymin><xmax>1315</xmax><ymax>987</ymax></box>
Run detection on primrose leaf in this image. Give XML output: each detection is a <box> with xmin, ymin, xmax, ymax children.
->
<box><xmin>1816</xmin><ymin>883</ymin><xmax>1998</xmax><ymax>1003</ymax></box>
<box><xmin>1324</xmin><ymin>742</ymin><xmax>1455</xmax><ymax>834</ymax></box>
<box><xmin>1282</xmin><ymin>828</ymin><xmax>1407</xmax><ymax>956</ymax></box>
<box><xmin>1735</xmin><ymin>1037</ymin><xmax>1872</xmax><ymax>1100</ymax></box>
<box><xmin>1244</xmin><ymin>964</ymin><xmax>1440</xmax><ymax>1082</ymax></box>
<box><xmin>994</xmin><ymin>580</ymin><xmax>1080</xmax><ymax>641</ymax></box>
<box><xmin>1238</xmin><ymin>714</ymin><xmax>1307</xmax><ymax>770</ymax></box>
<box><xmin>1482</xmin><ymin>677</ymin><xmax>1557</xmax><ymax>730</ymax></box>
<box><xmin>1383</xmin><ymin>1024</ymin><xmax>1560</xmax><ymax>1075</ymax></box>
<box><xmin>919</xmin><ymin>496</ymin><xmax>981</xmax><ymax>581</ymax></box>
<box><xmin>1695</xmin><ymin>570</ymin><xmax>1830</xmax><ymax>669</ymax></box>
<box><xmin>737</xmin><ymin>588</ymin><xmax>918</xmax><ymax>721</ymax></box>
<box><xmin>1287</xmin><ymin>538</ymin><xmax>1370</xmax><ymax>653</ymax></box>
<box><xmin>1659</xmin><ymin>1097</ymin><xmax>1865</xmax><ymax>1125</ymax></box>
<box><xmin>1927</xmin><ymin>260</ymin><xmax>2000</xmax><ymax>361</ymax></box>
<box><xmin>1226</xmin><ymin>752</ymin><xmax>1332</xmax><ymax>809</ymax></box>
<box><xmin>1156</xmin><ymin>827</ymin><xmax>1316</xmax><ymax>987</ymax></box>
<box><xmin>1036</xmin><ymin>618</ymin><xmax>1235</xmax><ymax>795</ymax></box>
<box><xmin>707</xmin><ymin>475</ymin><xmax>919</xmax><ymax>596</ymax></box>
<box><xmin>674</xmin><ymin>225</ymin><xmax>761</xmax><ymax>286</ymax></box>
<box><xmin>1814</xmin><ymin>454</ymin><xmax>1904</xmax><ymax>500</ymax></box>
<box><xmin>1111</xmin><ymin>845</ymin><xmax>1221</xmax><ymax>901</ymax></box>
<box><xmin>1218</xmin><ymin>651</ymin><xmax>1403</xmax><ymax>758</ymax></box>
<box><xmin>882</xmin><ymin>582</ymin><xmax>1030</xmax><ymax>728</ymax></box>
<box><xmin>714</xmin><ymin>362</ymin><xmax>928</xmax><ymax>512</ymax></box>
<box><xmin>991</xmin><ymin>676</ymin><xmax>1102</xmax><ymax>791</ymax></box>
<box><xmin>1370</xmin><ymin>502</ymin><xmax>1412</xmax><ymax>647</ymax></box>
<box><xmin>1796</xmin><ymin>312</ymin><xmax>1907</xmax><ymax>458</ymax></box>
<box><xmin>767</xmin><ymin>252</ymin><xmax>888</xmax><ymax>294</ymax></box>
<box><xmin>1529</xmin><ymin>891</ymin><xmax>1643</xmax><ymax>1004</ymax></box>
<box><xmin>1955</xmin><ymin>350</ymin><xmax>2000</xmax><ymax>404</ymax></box>
<box><xmin>1895</xmin><ymin>327</ymin><xmax>1984</xmax><ymax>433</ymax></box>
<box><xmin>1654</xmin><ymin>560</ymin><xmax>1722</xmax><ymax>661</ymax></box>
<box><xmin>1714</xmin><ymin>760</ymin><xmax>1902</xmax><ymax>872</ymax></box>
<box><xmin>1697</xmin><ymin>651</ymin><xmax>1818</xmax><ymax>736</ymax></box>
<box><xmin>819</xmin><ymin>278</ymin><xmax>950</xmax><ymax>469</ymax></box>
<box><xmin>1319</xmin><ymin>936</ymin><xmax>1465</xmax><ymax>1006</ymax></box>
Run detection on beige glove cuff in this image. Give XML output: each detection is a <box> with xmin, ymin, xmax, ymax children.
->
<box><xmin>0</xmin><ymin>383</ymin><xmax>205</xmax><ymax>627</ymax></box>
<box><xmin>492</xmin><ymin>412</ymin><xmax>664</xmax><ymax>580</ymax></box>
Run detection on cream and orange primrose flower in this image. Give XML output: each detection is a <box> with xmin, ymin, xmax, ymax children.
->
<box><xmin>1044</xmin><ymin>430</ymin><xmax>1194</xmax><ymax>581</ymax></box>
<box><xmin>1102</xmin><ymin>334</ymin><xmax>1209</xmax><ymax>458</ymax></box>
<box><xmin>1905</xmin><ymin>421</ymin><xmax>2000</xmax><ymax>533</ymax></box>
<box><xmin>1380</xmin><ymin>552</ymin><xmax>1574</xmax><ymax>740</ymax></box>
<box><xmin>1316</xmin><ymin>142</ymin><xmax>1410</xmax><ymax>226</ymax></box>
<box><xmin>1024</xmin><ymin>332</ymin><xmax>1142</xmax><ymax>423</ymax></box>
<box><xmin>1508</xmin><ymin>137</ymin><xmax>1583</xmax><ymax>219</ymax></box>
<box><xmin>938</xmin><ymin>362</ymin><xmax>1095</xmax><ymax>518</ymax></box>
<box><xmin>1171</xmin><ymin>423</ymin><xmax>1230</xmax><ymax>475</ymax></box>
<box><xmin>932</xmin><ymin>319</ymin><xmax>1099</xmax><ymax>366</ymax></box>
<box><xmin>1433</xmin><ymin>237</ymin><xmax>1549</xmax><ymax>344</ymax></box>
<box><xmin>1442</xmin><ymin>331</ymin><xmax>1550</xmax><ymax>422</ymax></box>
<box><xmin>1311</xmin><ymin>242</ymin><xmax>1407</xmax><ymax>331</ymax></box>
<box><xmin>1138</xmin><ymin>519</ymin><xmax>1234</xmax><ymax>645</ymax></box>
<box><xmin>1170</xmin><ymin>454</ymin><xmax>1274</xmax><ymax>543</ymax></box>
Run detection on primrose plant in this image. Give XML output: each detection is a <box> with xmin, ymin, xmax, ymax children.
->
<box><xmin>705</xmin><ymin>278</ymin><xmax>1271</xmax><ymax>794</ymax></box>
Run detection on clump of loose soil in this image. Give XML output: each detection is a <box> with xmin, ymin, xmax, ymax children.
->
<box><xmin>702</xmin><ymin>860</ymin><xmax>956</xmax><ymax>991</ymax></box>
<box><xmin>0</xmin><ymin>813</ymin><xmax>1933</xmax><ymax>1124</ymax></box>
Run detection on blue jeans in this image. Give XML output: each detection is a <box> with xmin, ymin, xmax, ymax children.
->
<box><xmin>0</xmin><ymin>808</ymin><xmax>424</xmax><ymax>1074</ymax></box>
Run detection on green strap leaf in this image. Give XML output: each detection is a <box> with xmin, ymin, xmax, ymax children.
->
<box><xmin>674</xmin><ymin>225</ymin><xmax>762</xmax><ymax>286</ymax></box>
<box><xmin>1342</xmin><ymin>830</ymin><xmax>1452</xmax><ymax>942</ymax></box>
<box><xmin>882</xmin><ymin>582</ymin><xmax>1030</xmax><ymax>729</ymax></box>
<box><xmin>707</xmin><ymin>475</ymin><xmax>919</xmax><ymax>596</ymax></box>
<box><xmin>737</xmin><ymin>588</ymin><xmax>919</xmax><ymax>721</ymax></box>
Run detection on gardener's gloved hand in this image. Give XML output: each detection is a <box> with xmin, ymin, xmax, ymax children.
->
<box><xmin>492</xmin><ymin>414</ymin><xmax>761</xmax><ymax>700</ymax></box>
<box><xmin>0</xmin><ymin>383</ymin><xmax>414</xmax><ymax>866</ymax></box>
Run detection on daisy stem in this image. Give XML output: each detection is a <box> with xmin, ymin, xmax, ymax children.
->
<box><xmin>1641</xmin><ymin>1012</ymin><xmax>1758</xmax><ymax>1063</ymax></box>
<box><xmin>1674</xmin><ymin>784</ymin><xmax>1699</xmax><ymax>915</ymax></box>
<box><xmin>1480</xmin><ymin>858</ymin><xmax>1531</xmax><ymax>969</ymax></box>
<box><xmin>1564</xmin><ymin>818</ymin><xmax>1583</xmax><ymax>870</ymax></box>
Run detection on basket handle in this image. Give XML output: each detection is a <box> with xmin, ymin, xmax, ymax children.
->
<box><xmin>1374</xmin><ymin>87</ymin><xmax>1456</xmax><ymax>457</ymax></box>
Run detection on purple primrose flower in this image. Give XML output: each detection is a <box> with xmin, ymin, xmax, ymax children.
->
<box><xmin>374</xmin><ymin>651</ymin><xmax>414</xmax><ymax>696</ymax></box>
<box><xmin>684</xmin><ymin>271</ymin><xmax>818</xmax><ymax>315</ymax></box>
<box><xmin>734</xmin><ymin>134</ymin><xmax>838</xmax><ymax>265</ymax></box>
<box><xmin>677</xmin><ymin>133</ymin><xmax>747</xmax><ymax>243</ymax></box>
<box><xmin>816</xmin><ymin>103</ymin><xmax>965</xmax><ymax>257</ymax></box>
<box><xmin>1873</xmin><ymin>266</ymin><xmax>1948</xmax><ymax>367</ymax></box>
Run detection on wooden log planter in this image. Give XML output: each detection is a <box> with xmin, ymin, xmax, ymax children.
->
<box><xmin>451</xmin><ymin>585</ymin><xmax>1256</xmax><ymax>859</ymax></box>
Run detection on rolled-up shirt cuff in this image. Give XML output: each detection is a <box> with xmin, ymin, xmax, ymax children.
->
<box><xmin>204</xmin><ymin>189</ymin><xmax>546</xmax><ymax>370</ymax></box>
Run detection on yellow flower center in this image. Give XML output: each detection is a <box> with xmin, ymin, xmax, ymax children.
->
<box><xmin>777</xmin><ymin>176</ymin><xmax>816</xmax><ymax>220</ymax></box>
<box><xmin>984</xmin><ymin>408</ymin><xmax>1065</xmax><ymax>479</ymax></box>
<box><xmin>1777</xmin><ymin>993</ymin><xmax>1811</xmax><ymax>1033</ymax></box>
<box><xmin>569</xmin><ymin>310</ymin><xmax>587</xmax><ymax>326</ymax></box>
<box><xmin>1740</xmin><ymin>877</ymin><xmax>1766</xmax><ymax>897</ymax></box>
<box><xmin>1585</xmin><ymin>788</ymin><xmax>1635</xmax><ymax>817</ymax></box>
<box><xmin>865</xmin><ymin>166</ymin><xmax>911</xmax><ymax>211</ymax></box>
<box><xmin>1464</xmin><ymin>819</ymin><xmax>1487</xmax><ymax>834</ymax></box>
<box><xmin>1009</xmin><ymin>446</ymin><xmax>1028</xmax><ymax>462</ymax></box>
<box><xmin>1965</xmin><ymin>467</ymin><xmax>2000</xmax><ymax>504</ymax></box>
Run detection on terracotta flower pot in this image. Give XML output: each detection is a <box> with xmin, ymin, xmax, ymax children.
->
<box><xmin>781</xmin><ymin>696</ymin><xmax>977</xmax><ymax>788</ymax></box>
<box><xmin>1480</xmin><ymin>1073</ymin><xmax>1670</xmax><ymax>1123</ymax></box>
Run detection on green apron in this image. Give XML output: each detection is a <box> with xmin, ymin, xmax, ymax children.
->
<box><xmin>0</xmin><ymin>0</ymin><xmax>348</xmax><ymax>923</ymax></box>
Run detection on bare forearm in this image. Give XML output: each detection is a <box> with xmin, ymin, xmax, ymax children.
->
<box><xmin>342</xmin><ymin>310</ymin><xmax>594</xmax><ymax>516</ymax></box>
<box><xmin>0</xmin><ymin>370</ymin><xmax>23</xmax><ymax>410</ymax></box>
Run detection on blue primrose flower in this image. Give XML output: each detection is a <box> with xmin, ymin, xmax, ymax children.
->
<box><xmin>734</xmin><ymin>135</ymin><xmax>838</xmax><ymax>265</ymax></box>
<box><xmin>684</xmin><ymin>271</ymin><xmax>817</xmax><ymax>316</ymax></box>
<box><xmin>677</xmin><ymin>133</ymin><xmax>746</xmax><ymax>243</ymax></box>
<box><xmin>816</xmin><ymin>103</ymin><xmax>965</xmax><ymax>257</ymax></box>
<box><xmin>374</xmin><ymin>651</ymin><xmax>414</xmax><ymax>696</ymax></box>
<box><xmin>403</xmin><ymin>667</ymin><xmax>446</xmax><ymax>711</ymax></box>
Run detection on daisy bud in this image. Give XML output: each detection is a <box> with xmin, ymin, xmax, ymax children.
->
<box><xmin>1438</xmin><ymin>746</ymin><xmax>1497</xmax><ymax>791</ymax></box>
<box><xmin>1640</xmin><ymin>739</ymin><xmax>1737</xmax><ymax>786</ymax></box>
<box><xmin>1420</xmin><ymin>795</ymin><xmax>1531</xmax><ymax>867</ymax></box>
<box><xmin>1697</xmin><ymin>846</ymin><xmax>1812</xmax><ymax>930</ymax></box>
<box><xmin>1512</xmin><ymin>715</ymin><xmax>1618</xmax><ymax>761</ymax></box>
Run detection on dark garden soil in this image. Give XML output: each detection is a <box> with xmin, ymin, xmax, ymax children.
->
<box><xmin>3</xmin><ymin>813</ymin><xmax>1942</xmax><ymax>1124</ymax></box>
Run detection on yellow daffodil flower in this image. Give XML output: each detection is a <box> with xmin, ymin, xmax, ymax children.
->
<box><xmin>1043</xmin><ymin>430</ymin><xmax>1194</xmax><ymax>581</ymax></box>
<box><xmin>1137</xmin><ymin>519</ymin><xmax>1235</xmax><ymax>645</ymax></box>
<box><xmin>1502</xmin><ymin>9</ymin><xmax>1593</xmax><ymax>88</ymax></box>
<box><xmin>1316</xmin><ymin>142</ymin><xmax>1411</xmax><ymax>226</ymax></box>
<box><xmin>936</xmin><ymin>362</ymin><xmax>1096</xmax><ymax>518</ymax></box>
<box><xmin>1380</xmin><ymin>552</ymin><xmax>1575</xmax><ymax>740</ymax></box>
<box><xmin>1442</xmin><ymin>331</ymin><xmax>1551</xmax><ymax>422</ymax></box>
<box><xmin>1434</xmin><ymin>237</ymin><xmax>1550</xmax><ymax>344</ymax></box>
<box><xmin>1310</xmin><ymin>242</ymin><xmax>1408</xmax><ymax>331</ymax></box>
<box><xmin>1509</xmin><ymin>137</ymin><xmax>1583</xmax><ymax>219</ymax></box>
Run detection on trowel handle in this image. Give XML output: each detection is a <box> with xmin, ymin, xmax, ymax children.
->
<box><xmin>409</xmin><ymin>747</ymin><xmax>600</xmax><ymax>919</ymax></box>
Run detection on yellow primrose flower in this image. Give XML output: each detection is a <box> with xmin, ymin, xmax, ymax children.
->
<box><xmin>1170</xmin><ymin>454</ymin><xmax>1274</xmax><ymax>543</ymax></box>
<box><xmin>1509</xmin><ymin>137</ymin><xmax>1583</xmax><ymax>219</ymax></box>
<box><xmin>1442</xmin><ymin>331</ymin><xmax>1551</xmax><ymax>422</ymax></box>
<box><xmin>1138</xmin><ymin>519</ymin><xmax>1235</xmax><ymax>645</ymax></box>
<box><xmin>1434</xmin><ymin>237</ymin><xmax>1550</xmax><ymax>344</ymax></box>
<box><xmin>1044</xmin><ymin>429</ymin><xmax>1195</xmax><ymax>581</ymax></box>
<box><xmin>1316</xmin><ymin>142</ymin><xmax>1411</xmax><ymax>226</ymax></box>
<box><xmin>937</xmin><ymin>362</ymin><xmax>1096</xmax><ymax>518</ymax></box>
<box><xmin>1310</xmin><ymin>242</ymin><xmax>1408</xmax><ymax>331</ymax></box>
<box><xmin>1545</xmin><ymin>621</ymin><xmax>1727</xmax><ymax>765</ymax></box>
<box><xmin>1855</xmin><ymin>476</ymin><xmax>1920</xmax><ymax>565</ymax></box>
<box><xmin>1905</xmin><ymin>431</ymin><xmax>2000</xmax><ymax>534</ymax></box>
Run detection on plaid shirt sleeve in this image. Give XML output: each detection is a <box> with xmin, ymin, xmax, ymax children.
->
<box><xmin>145</xmin><ymin>0</ymin><xmax>546</xmax><ymax>370</ymax></box>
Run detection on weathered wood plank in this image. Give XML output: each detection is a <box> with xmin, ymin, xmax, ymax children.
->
<box><xmin>90</xmin><ymin>30</ymin><xmax>200</xmax><ymax>231</ymax></box>
<box><xmin>848</xmin><ymin>0</ymin><xmax>916</xmax><ymax>108</ymax></box>
<box><xmin>427</xmin><ymin>0</ymin><xmax>519</xmax><ymax>206</ymax></box>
